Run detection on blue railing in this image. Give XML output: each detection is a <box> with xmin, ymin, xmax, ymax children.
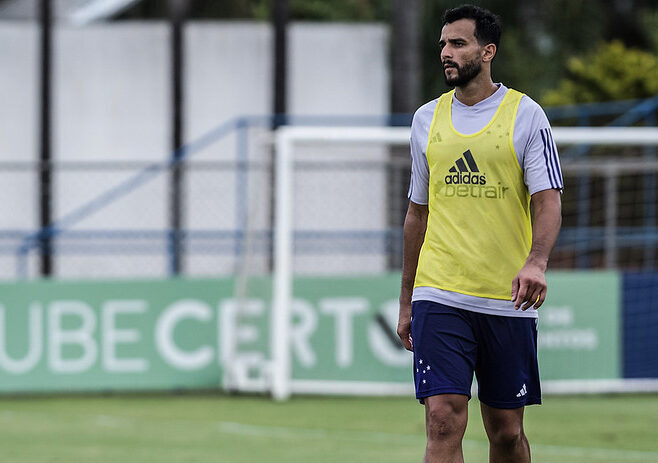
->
<box><xmin>8</xmin><ymin>96</ymin><xmax>658</xmax><ymax>278</ymax></box>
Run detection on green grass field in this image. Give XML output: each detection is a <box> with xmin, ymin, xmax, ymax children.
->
<box><xmin>0</xmin><ymin>393</ymin><xmax>656</xmax><ymax>462</ymax></box>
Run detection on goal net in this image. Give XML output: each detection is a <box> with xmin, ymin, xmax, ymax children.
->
<box><xmin>235</xmin><ymin>125</ymin><xmax>658</xmax><ymax>400</ymax></box>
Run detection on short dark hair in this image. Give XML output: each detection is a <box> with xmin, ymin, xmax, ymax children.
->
<box><xmin>443</xmin><ymin>4</ymin><xmax>502</xmax><ymax>48</ymax></box>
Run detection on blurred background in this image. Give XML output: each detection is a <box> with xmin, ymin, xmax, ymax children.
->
<box><xmin>0</xmin><ymin>0</ymin><xmax>657</xmax><ymax>461</ymax></box>
<box><xmin>2</xmin><ymin>0</ymin><xmax>657</xmax><ymax>279</ymax></box>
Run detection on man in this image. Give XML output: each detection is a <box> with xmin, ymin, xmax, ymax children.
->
<box><xmin>397</xmin><ymin>4</ymin><xmax>562</xmax><ymax>463</ymax></box>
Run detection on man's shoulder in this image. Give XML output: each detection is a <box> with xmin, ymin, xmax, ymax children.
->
<box><xmin>515</xmin><ymin>92</ymin><xmax>548</xmax><ymax>120</ymax></box>
<box><xmin>410</xmin><ymin>98</ymin><xmax>439</xmax><ymax>134</ymax></box>
<box><xmin>414</xmin><ymin>98</ymin><xmax>440</xmax><ymax>119</ymax></box>
<box><xmin>412</xmin><ymin>94</ymin><xmax>451</xmax><ymax>128</ymax></box>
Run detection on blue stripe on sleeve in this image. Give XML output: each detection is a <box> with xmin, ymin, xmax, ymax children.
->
<box><xmin>540</xmin><ymin>129</ymin><xmax>558</xmax><ymax>188</ymax></box>
<box><xmin>547</xmin><ymin>130</ymin><xmax>563</xmax><ymax>187</ymax></box>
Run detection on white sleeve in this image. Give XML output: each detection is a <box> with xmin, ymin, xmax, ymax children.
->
<box><xmin>513</xmin><ymin>96</ymin><xmax>564</xmax><ymax>195</ymax></box>
<box><xmin>407</xmin><ymin>101</ymin><xmax>436</xmax><ymax>205</ymax></box>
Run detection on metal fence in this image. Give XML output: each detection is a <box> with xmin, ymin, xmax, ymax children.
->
<box><xmin>2</xmin><ymin>97</ymin><xmax>657</xmax><ymax>280</ymax></box>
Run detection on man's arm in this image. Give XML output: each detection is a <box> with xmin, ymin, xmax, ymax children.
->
<box><xmin>397</xmin><ymin>201</ymin><xmax>428</xmax><ymax>351</ymax></box>
<box><xmin>512</xmin><ymin>188</ymin><xmax>562</xmax><ymax>310</ymax></box>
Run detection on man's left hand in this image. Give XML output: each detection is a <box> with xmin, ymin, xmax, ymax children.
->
<box><xmin>511</xmin><ymin>262</ymin><xmax>547</xmax><ymax>310</ymax></box>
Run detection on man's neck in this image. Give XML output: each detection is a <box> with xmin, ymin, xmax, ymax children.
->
<box><xmin>454</xmin><ymin>74</ymin><xmax>498</xmax><ymax>106</ymax></box>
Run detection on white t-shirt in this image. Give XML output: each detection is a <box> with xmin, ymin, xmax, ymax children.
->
<box><xmin>408</xmin><ymin>83</ymin><xmax>563</xmax><ymax>317</ymax></box>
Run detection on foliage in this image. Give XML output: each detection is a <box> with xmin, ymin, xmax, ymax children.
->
<box><xmin>542</xmin><ymin>41</ymin><xmax>658</xmax><ymax>106</ymax></box>
<box><xmin>640</xmin><ymin>7</ymin><xmax>658</xmax><ymax>52</ymax></box>
<box><xmin>119</xmin><ymin>0</ymin><xmax>390</xmax><ymax>21</ymax></box>
<box><xmin>420</xmin><ymin>0</ymin><xmax>608</xmax><ymax>101</ymax></box>
<box><xmin>279</xmin><ymin>0</ymin><xmax>390</xmax><ymax>22</ymax></box>
<box><xmin>117</xmin><ymin>0</ymin><xmax>658</xmax><ymax>104</ymax></box>
<box><xmin>420</xmin><ymin>0</ymin><xmax>657</xmax><ymax>103</ymax></box>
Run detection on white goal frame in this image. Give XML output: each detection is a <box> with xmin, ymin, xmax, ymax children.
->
<box><xmin>271</xmin><ymin>125</ymin><xmax>658</xmax><ymax>401</ymax></box>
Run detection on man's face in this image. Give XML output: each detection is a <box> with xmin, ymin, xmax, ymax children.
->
<box><xmin>439</xmin><ymin>19</ymin><xmax>483</xmax><ymax>87</ymax></box>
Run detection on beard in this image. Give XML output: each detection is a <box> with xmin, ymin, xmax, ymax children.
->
<box><xmin>443</xmin><ymin>58</ymin><xmax>482</xmax><ymax>87</ymax></box>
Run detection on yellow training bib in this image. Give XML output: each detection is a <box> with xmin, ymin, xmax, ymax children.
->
<box><xmin>414</xmin><ymin>89</ymin><xmax>532</xmax><ymax>300</ymax></box>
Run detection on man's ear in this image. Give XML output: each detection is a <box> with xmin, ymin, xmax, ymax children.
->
<box><xmin>482</xmin><ymin>43</ymin><xmax>497</xmax><ymax>63</ymax></box>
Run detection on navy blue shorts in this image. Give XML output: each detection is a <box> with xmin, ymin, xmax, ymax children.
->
<box><xmin>411</xmin><ymin>300</ymin><xmax>541</xmax><ymax>409</ymax></box>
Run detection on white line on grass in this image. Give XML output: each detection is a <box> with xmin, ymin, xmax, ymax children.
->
<box><xmin>217</xmin><ymin>421</ymin><xmax>418</xmax><ymax>444</ymax></box>
<box><xmin>529</xmin><ymin>442</ymin><xmax>658</xmax><ymax>461</ymax></box>
<box><xmin>217</xmin><ymin>421</ymin><xmax>658</xmax><ymax>462</ymax></box>
<box><xmin>4</xmin><ymin>408</ymin><xmax>656</xmax><ymax>461</ymax></box>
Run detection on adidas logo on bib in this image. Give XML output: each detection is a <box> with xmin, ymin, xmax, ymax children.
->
<box><xmin>444</xmin><ymin>150</ymin><xmax>486</xmax><ymax>185</ymax></box>
<box><xmin>438</xmin><ymin>149</ymin><xmax>510</xmax><ymax>199</ymax></box>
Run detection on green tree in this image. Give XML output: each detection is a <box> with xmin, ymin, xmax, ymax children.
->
<box><xmin>279</xmin><ymin>0</ymin><xmax>389</xmax><ymax>21</ymax></box>
<box><xmin>118</xmin><ymin>0</ymin><xmax>390</xmax><ymax>21</ymax></box>
<box><xmin>542</xmin><ymin>41</ymin><xmax>658</xmax><ymax>106</ymax></box>
<box><xmin>116</xmin><ymin>0</ymin><xmax>658</xmax><ymax>104</ymax></box>
<box><xmin>419</xmin><ymin>0</ymin><xmax>656</xmax><ymax>102</ymax></box>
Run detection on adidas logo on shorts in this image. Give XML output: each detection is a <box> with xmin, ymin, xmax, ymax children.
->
<box><xmin>516</xmin><ymin>384</ymin><xmax>527</xmax><ymax>397</ymax></box>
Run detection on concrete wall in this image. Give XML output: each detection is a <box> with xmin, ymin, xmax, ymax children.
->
<box><xmin>0</xmin><ymin>21</ymin><xmax>390</xmax><ymax>279</ymax></box>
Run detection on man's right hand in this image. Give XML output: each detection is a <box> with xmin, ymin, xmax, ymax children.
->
<box><xmin>397</xmin><ymin>302</ymin><xmax>413</xmax><ymax>351</ymax></box>
<box><xmin>398</xmin><ymin>201</ymin><xmax>427</xmax><ymax>353</ymax></box>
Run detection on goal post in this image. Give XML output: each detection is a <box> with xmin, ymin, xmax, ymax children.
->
<box><xmin>271</xmin><ymin>127</ymin><xmax>412</xmax><ymax>400</ymax></box>
<box><xmin>268</xmin><ymin>125</ymin><xmax>658</xmax><ymax>401</ymax></box>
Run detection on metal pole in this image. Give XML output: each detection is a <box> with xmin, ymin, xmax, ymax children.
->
<box><xmin>272</xmin><ymin>0</ymin><xmax>288</xmax><ymax>128</ymax></box>
<box><xmin>39</xmin><ymin>0</ymin><xmax>53</xmax><ymax>277</ymax></box>
<box><xmin>644</xmin><ymin>111</ymin><xmax>656</xmax><ymax>269</ymax></box>
<box><xmin>169</xmin><ymin>0</ymin><xmax>187</xmax><ymax>275</ymax></box>
<box><xmin>269</xmin><ymin>0</ymin><xmax>288</xmax><ymax>272</ymax></box>
<box><xmin>269</xmin><ymin>0</ymin><xmax>290</xmax><ymax>398</ymax></box>
<box><xmin>389</xmin><ymin>0</ymin><xmax>421</xmax><ymax>270</ymax></box>
<box><xmin>235</xmin><ymin>119</ymin><xmax>248</xmax><ymax>266</ymax></box>
<box><xmin>391</xmin><ymin>0</ymin><xmax>421</xmax><ymax>115</ymax></box>
<box><xmin>604</xmin><ymin>169</ymin><xmax>618</xmax><ymax>269</ymax></box>
<box><xmin>576</xmin><ymin>111</ymin><xmax>592</xmax><ymax>268</ymax></box>
<box><xmin>272</xmin><ymin>127</ymin><xmax>293</xmax><ymax>401</ymax></box>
